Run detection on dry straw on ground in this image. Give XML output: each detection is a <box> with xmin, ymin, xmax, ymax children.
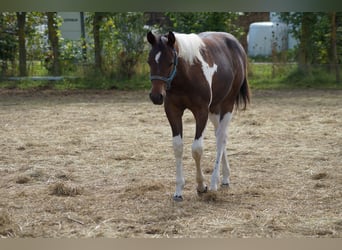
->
<box><xmin>0</xmin><ymin>210</ymin><xmax>18</xmax><ymax>237</ymax></box>
<box><xmin>50</xmin><ymin>182</ymin><xmax>83</xmax><ymax>197</ymax></box>
<box><xmin>0</xmin><ymin>89</ymin><xmax>341</xmax><ymax>238</ymax></box>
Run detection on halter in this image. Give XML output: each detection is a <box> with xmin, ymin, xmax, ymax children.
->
<box><xmin>150</xmin><ymin>48</ymin><xmax>178</xmax><ymax>91</ymax></box>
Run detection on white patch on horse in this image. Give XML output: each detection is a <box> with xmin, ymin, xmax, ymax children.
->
<box><xmin>198</xmin><ymin>57</ymin><xmax>217</xmax><ymax>105</ymax></box>
<box><xmin>155</xmin><ymin>51</ymin><xmax>161</xmax><ymax>64</ymax></box>
<box><xmin>192</xmin><ymin>136</ymin><xmax>203</xmax><ymax>157</ymax></box>
<box><xmin>201</xmin><ymin>62</ymin><xmax>217</xmax><ymax>86</ymax></box>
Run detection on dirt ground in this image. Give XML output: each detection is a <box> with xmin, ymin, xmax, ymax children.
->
<box><xmin>0</xmin><ymin>89</ymin><xmax>341</xmax><ymax>238</ymax></box>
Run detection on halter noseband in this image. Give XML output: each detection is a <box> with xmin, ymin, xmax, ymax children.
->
<box><xmin>150</xmin><ymin>48</ymin><xmax>178</xmax><ymax>91</ymax></box>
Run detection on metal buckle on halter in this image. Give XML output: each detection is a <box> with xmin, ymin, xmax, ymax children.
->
<box><xmin>150</xmin><ymin>48</ymin><xmax>178</xmax><ymax>91</ymax></box>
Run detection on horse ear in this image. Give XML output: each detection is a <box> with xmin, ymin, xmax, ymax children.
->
<box><xmin>147</xmin><ymin>31</ymin><xmax>156</xmax><ymax>45</ymax></box>
<box><xmin>167</xmin><ymin>31</ymin><xmax>176</xmax><ymax>47</ymax></box>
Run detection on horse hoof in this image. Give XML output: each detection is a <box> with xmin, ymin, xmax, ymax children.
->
<box><xmin>173</xmin><ymin>195</ymin><xmax>183</xmax><ymax>202</ymax></box>
<box><xmin>197</xmin><ymin>186</ymin><xmax>208</xmax><ymax>196</ymax></box>
<box><xmin>221</xmin><ymin>183</ymin><xmax>230</xmax><ymax>188</ymax></box>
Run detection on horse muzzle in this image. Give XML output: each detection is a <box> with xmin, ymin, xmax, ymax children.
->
<box><xmin>149</xmin><ymin>92</ymin><xmax>164</xmax><ymax>105</ymax></box>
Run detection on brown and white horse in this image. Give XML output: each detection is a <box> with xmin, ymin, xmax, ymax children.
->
<box><xmin>147</xmin><ymin>31</ymin><xmax>250</xmax><ymax>201</ymax></box>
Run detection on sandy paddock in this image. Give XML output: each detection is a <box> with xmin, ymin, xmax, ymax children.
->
<box><xmin>0</xmin><ymin>89</ymin><xmax>341</xmax><ymax>238</ymax></box>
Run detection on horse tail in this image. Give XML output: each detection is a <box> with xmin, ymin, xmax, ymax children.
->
<box><xmin>235</xmin><ymin>77</ymin><xmax>251</xmax><ymax>110</ymax></box>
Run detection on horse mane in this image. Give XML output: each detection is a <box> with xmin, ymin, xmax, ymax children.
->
<box><xmin>174</xmin><ymin>33</ymin><xmax>205</xmax><ymax>65</ymax></box>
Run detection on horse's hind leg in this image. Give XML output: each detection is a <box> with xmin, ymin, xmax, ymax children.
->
<box><xmin>209</xmin><ymin>113</ymin><xmax>231</xmax><ymax>187</ymax></box>
<box><xmin>221</xmin><ymin>147</ymin><xmax>230</xmax><ymax>187</ymax></box>
<box><xmin>210</xmin><ymin>111</ymin><xmax>232</xmax><ymax>191</ymax></box>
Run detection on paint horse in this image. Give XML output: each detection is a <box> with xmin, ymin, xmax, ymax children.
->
<box><xmin>147</xmin><ymin>31</ymin><xmax>250</xmax><ymax>201</ymax></box>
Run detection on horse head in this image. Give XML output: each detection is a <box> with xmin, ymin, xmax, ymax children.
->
<box><xmin>147</xmin><ymin>31</ymin><xmax>177</xmax><ymax>105</ymax></box>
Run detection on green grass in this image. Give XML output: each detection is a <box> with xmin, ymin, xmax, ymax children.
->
<box><xmin>0</xmin><ymin>79</ymin><xmax>53</xmax><ymax>90</ymax></box>
<box><xmin>53</xmin><ymin>75</ymin><xmax>150</xmax><ymax>90</ymax></box>
<box><xmin>248</xmin><ymin>63</ymin><xmax>342</xmax><ymax>90</ymax></box>
<box><xmin>0</xmin><ymin>71</ymin><xmax>151</xmax><ymax>91</ymax></box>
<box><xmin>1</xmin><ymin>63</ymin><xmax>341</xmax><ymax>91</ymax></box>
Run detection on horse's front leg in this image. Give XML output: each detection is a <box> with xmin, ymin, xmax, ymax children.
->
<box><xmin>165</xmin><ymin>103</ymin><xmax>185</xmax><ymax>201</ymax></box>
<box><xmin>172</xmin><ymin>134</ymin><xmax>184</xmax><ymax>201</ymax></box>
<box><xmin>192</xmin><ymin>108</ymin><xmax>209</xmax><ymax>194</ymax></box>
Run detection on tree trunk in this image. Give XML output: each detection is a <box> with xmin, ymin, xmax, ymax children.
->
<box><xmin>298</xmin><ymin>13</ymin><xmax>312</xmax><ymax>76</ymax></box>
<box><xmin>17</xmin><ymin>12</ymin><xmax>27</xmax><ymax>76</ymax></box>
<box><xmin>331</xmin><ymin>12</ymin><xmax>340</xmax><ymax>84</ymax></box>
<box><xmin>80</xmin><ymin>12</ymin><xmax>87</xmax><ymax>61</ymax></box>
<box><xmin>47</xmin><ymin>12</ymin><xmax>61</xmax><ymax>76</ymax></box>
<box><xmin>93</xmin><ymin>12</ymin><xmax>103</xmax><ymax>73</ymax></box>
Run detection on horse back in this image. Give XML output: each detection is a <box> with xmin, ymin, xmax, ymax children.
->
<box><xmin>199</xmin><ymin>32</ymin><xmax>248</xmax><ymax>110</ymax></box>
<box><xmin>199</xmin><ymin>32</ymin><xmax>246</xmax><ymax>73</ymax></box>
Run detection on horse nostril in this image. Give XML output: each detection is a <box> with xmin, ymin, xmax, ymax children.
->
<box><xmin>149</xmin><ymin>93</ymin><xmax>164</xmax><ymax>105</ymax></box>
<box><xmin>158</xmin><ymin>94</ymin><xmax>163</xmax><ymax>101</ymax></box>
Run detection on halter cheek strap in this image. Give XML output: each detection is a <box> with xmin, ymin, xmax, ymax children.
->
<box><xmin>150</xmin><ymin>48</ymin><xmax>178</xmax><ymax>91</ymax></box>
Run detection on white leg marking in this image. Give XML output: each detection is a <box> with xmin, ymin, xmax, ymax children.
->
<box><xmin>155</xmin><ymin>51</ymin><xmax>161</xmax><ymax>64</ymax></box>
<box><xmin>210</xmin><ymin>112</ymin><xmax>232</xmax><ymax>191</ymax></box>
<box><xmin>221</xmin><ymin>147</ymin><xmax>230</xmax><ymax>186</ymax></box>
<box><xmin>192</xmin><ymin>136</ymin><xmax>206</xmax><ymax>192</ymax></box>
<box><xmin>211</xmin><ymin>113</ymin><xmax>232</xmax><ymax>186</ymax></box>
<box><xmin>173</xmin><ymin>135</ymin><xmax>184</xmax><ymax>198</ymax></box>
<box><xmin>209</xmin><ymin>112</ymin><xmax>219</xmax><ymax>131</ymax></box>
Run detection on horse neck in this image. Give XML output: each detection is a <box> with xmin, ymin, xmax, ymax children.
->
<box><xmin>172</xmin><ymin>44</ymin><xmax>203</xmax><ymax>91</ymax></box>
<box><xmin>172</xmin><ymin>59</ymin><xmax>190</xmax><ymax>87</ymax></box>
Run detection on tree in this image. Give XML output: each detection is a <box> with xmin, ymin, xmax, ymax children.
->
<box><xmin>16</xmin><ymin>12</ymin><xmax>27</xmax><ymax>76</ymax></box>
<box><xmin>23</xmin><ymin>12</ymin><xmax>48</xmax><ymax>75</ymax></box>
<box><xmin>86</xmin><ymin>12</ymin><xmax>147</xmax><ymax>80</ymax></box>
<box><xmin>330</xmin><ymin>12</ymin><xmax>340</xmax><ymax>83</ymax></box>
<box><xmin>46</xmin><ymin>12</ymin><xmax>61</xmax><ymax>76</ymax></box>
<box><xmin>165</xmin><ymin>12</ymin><xmax>243</xmax><ymax>38</ymax></box>
<box><xmin>280</xmin><ymin>12</ymin><xmax>341</xmax><ymax>78</ymax></box>
<box><xmin>93</xmin><ymin>12</ymin><xmax>104</xmax><ymax>73</ymax></box>
<box><xmin>297</xmin><ymin>13</ymin><xmax>315</xmax><ymax>75</ymax></box>
<box><xmin>112</xmin><ymin>12</ymin><xmax>146</xmax><ymax>79</ymax></box>
<box><xmin>0</xmin><ymin>13</ymin><xmax>17</xmax><ymax>76</ymax></box>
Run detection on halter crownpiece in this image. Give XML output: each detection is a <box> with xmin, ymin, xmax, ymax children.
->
<box><xmin>150</xmin><ymin>48</ymin><xmax>178</xmax><ymax>91</ymax></box>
